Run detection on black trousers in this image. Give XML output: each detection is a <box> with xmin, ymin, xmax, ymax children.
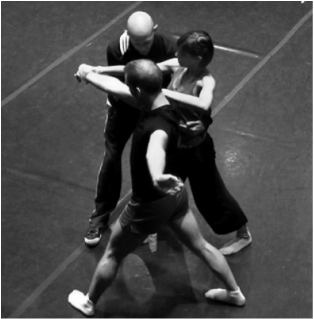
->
<box><xmin>176</xmin><ymin>133</ymin><xmax>248</xmax><ymax>235</ymax></box>
<box><xmin>90</xmin><ymin>103</ymin><xmax>141</xmax><ymax>226</ymax></box>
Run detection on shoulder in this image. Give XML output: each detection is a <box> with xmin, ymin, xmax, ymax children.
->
<box><xmin>154</xmin><ymin>32</ymin><xmax>177</xmax><ymax>51</ymax></box>
<box><xmin>147</xmin><ymin>106</ymin><xmax>177</xmax><ymax>129</ymax></box>
<box><xmin>157</xmin><ymin>104</ymin><xmax>179</xmax><ymax>121</ymax></box>
<box><xmin>196</xmin><ymin>72</ymin><xmax>216</xmax><ymax>90</ymax></box>
<box><xmin>156</xmin><ymin>31</ymin><xmax>176</xmax><ymax>43</ymax></box>
<box><xmin>107</xmin><ymin>38</ymin><xmax>121</xmax><ymax>57</ymax></box>
<box><xmin>149</xmin><ymin>129</ymin><xmax>169</xmax><ymax>143</ymax></box>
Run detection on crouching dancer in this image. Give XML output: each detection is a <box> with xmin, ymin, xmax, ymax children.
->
<box><xmin>69</xmin><ymin>60</ymin><xmax>245</xmax><ymax>316</ymax></box>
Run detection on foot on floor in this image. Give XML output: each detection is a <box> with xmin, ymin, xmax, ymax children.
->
<box><xmin>205</xmin><ymin>287</ymin><xmax>246</xmax><ymax>306</ymax></box>
<box><xmin>219</xmin><ymin>230</ymin><xmax>252</xmax><ymax>255</ymax></box>
<box><xmin>68</xmin><ymin>290</ymin><xmax>95</xmax><ymax>317</ymax></box>
<box><xmin>84</xmin><ymin>226</ymin><xmax>104</xmax><ymax>247</ymax></box>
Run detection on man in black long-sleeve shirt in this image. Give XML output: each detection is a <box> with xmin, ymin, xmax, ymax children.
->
<box><xmin>85</xmin><ymin>11</ymin><xmax>177</xmax><ymax>246</ymax></box>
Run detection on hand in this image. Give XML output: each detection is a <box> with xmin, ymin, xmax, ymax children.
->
<box><xmin>74</xmin><ymin>64</ymin><xmax>96</xmax><ymax>82</ymax></box>
<box><xmin>153</xmin><ymin>175</ymin><xmax>184</xmax><ymax>196</ymax></box>
<box><xmin>119</xmin><ymin>30</ymin><xmax>130</xmax><ymax>55</ymax></box>
<box><xmin>184</xmin><ymin>121</ymin><xmax>203</xmax><ymax>131</ymax></box>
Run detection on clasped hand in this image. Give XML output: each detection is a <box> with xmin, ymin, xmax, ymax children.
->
<box><xmin>74</xmin><ymin>64</ymin><xmax>101</xmax><ymax>82</ymax></box>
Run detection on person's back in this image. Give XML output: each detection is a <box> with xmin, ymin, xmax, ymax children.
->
<box><xmin>130</xmin><ymin>104</ymin><xmax>179</xmax><ymax>203</ymax></box>
<box><xmin>116</xmin><ymin>59</ymin><xmax>186</xmax><ymax>235</ymax></box>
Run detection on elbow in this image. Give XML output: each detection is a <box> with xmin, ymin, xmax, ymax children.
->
<box><xmin>198</xmin><ymin>96</ymin><xmax>213</xmax><ymax>111</ymax></box>
<box><xmin>198</xmin><ymin>101</ymin><xmax>211</xmax><ymax>111</ymax></box>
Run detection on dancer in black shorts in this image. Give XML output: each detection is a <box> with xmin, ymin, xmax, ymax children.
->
<box><xmin>69</xmin><ymin>60</ymin><xmax>246</xmax><ymax>316</ymax></box>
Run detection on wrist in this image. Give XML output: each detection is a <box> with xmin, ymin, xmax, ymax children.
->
<box><xmin>152</xmin><ymin>174</ymin><xmax>162</xmax><ymax>183</ymax></box>
<box><xmin>85</xmin><ymin>72</ymin><xmax>94</xmax><ymax>82</ymax></box>
<box><xmin>94</xmin><ymin>66</ymin><xmax>103</xmax><ymax>74</ymax></box>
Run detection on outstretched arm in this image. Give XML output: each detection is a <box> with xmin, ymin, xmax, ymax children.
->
<box><xmin>157</xmin><ymin>58</ymin><xmax>180</xmax><ymax>74</ymax></box>
<box><xmin>146</xmin><ymin>130</ymin><xmax>183</xmax><ymax>195</ymax></box>
<box><xmin>84</xmin><ymin>58</ymin><xmax>179</xmax><ymax>76</ymax></box>
<box><xmin>163</xmin><ymin>75</ymin><xmax>216</xmax><ymax>111</ymax></box>
<box><xmin>94</xmin><ymin>65</ymin><xmax>125</xmax><ymax>75</ymax></box>
<box><xmin>84</xmin><ymin>72</ymin><xmax>137</xmax><ymax>107</ymax></box>
<box><xmin>75</xmin><ymin>64</ymin><xmax>125</xmax><ymax>76</ymax></box>
<box><xmin>76</xmin><ymin>64</ymin><xmax>137</xmax><ymax>107</ymax></box>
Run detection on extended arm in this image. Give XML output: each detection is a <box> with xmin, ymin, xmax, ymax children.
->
<box><xmin>75</xmin><ymin>43</ymin><xmax>126</xmax><ymax>76</ymax></box>
<box><xmin>163</xmin><ymin>75</ymin><xmax>216</xmax><ymax>111</ymax></box>
<box><xmin>157</xmin><ymin>58</ymin><xmax>180</xmax><ymax>74</ymax></box>
<box><xmin>84</xmin><ymin>72</ymin><xmax>137</xmax><ymax>107</ymax></box>
<box><xmin>91</xmin><ymin>57</ymin><xmax>179</xmax><ymax>76</ymax></box>
<box><xmin>94</xmin><ymin>65</ymin><xmax>125</xmax><ymax>75</ymax></box>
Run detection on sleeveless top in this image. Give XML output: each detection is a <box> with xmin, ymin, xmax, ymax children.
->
<box><xmin>167</xmin><ymin>67</ymin><xmax>213</xmax><ymax>148</ymax></box>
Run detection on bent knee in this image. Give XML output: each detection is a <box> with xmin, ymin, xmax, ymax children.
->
<box><xmin>187</xmin><ymin>236</ymin><xmax>207</xmax><ymax>253</ymax></box>
<box><xmin>99</xmin><ymin>250</ymin><xmax>121</xmax><ymax>268</ymax></box>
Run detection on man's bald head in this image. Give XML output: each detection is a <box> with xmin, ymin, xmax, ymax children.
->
<box><xmin>127</xmin><ymin>12</ymin><xmax>154</xmax><ymax>38</ymax></box>
<box><xmin>126</xmin><ymin>12</ymin><xmax>156</xmax><ymax>55</ymax></box>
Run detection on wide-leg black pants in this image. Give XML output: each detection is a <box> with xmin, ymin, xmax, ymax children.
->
<box><xmin>176</xmin><ymin>133</ymin><xmax>248</xmax><ymax>234</ymax></box>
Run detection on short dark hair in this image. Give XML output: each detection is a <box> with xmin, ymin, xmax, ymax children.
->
<box><xmin>177</xmin><ymin>30</ymin><xmax>214</xmax><ymax>66</ymax></box>
<box><xmin>125</xmin><ymin>59</ymin><xmax>162</xmax><ymax>94</ymax></box>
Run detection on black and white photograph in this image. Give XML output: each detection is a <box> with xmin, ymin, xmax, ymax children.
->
<box><xmin>2</xmin><ymin>1</ymin><xmax>312</xmax><ymax>318</ymax></box>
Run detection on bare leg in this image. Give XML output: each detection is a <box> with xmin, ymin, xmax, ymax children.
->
<box><xmin>88</xmin><ymin>221</ymin><xmax>144</xmax><ymax>303</ymax></box>
<box><xmin>169</xmin><ymin>209</ymin><xmax>246</xmax><ymax>306</ymax></box>
<box><xmin>68</xmin><ymin>220</ymin><xmax>146</xmax><ymax>316</ymax></box>
<box><xmin>219</xmin><ymin>224</ymin><xmax>252</xmax><ymax>256</ymax></box>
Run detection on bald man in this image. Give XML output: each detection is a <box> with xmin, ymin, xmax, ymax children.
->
<box><xmin>85</xmin><ymin>11</ymin><xmax>177</xmax><ymax>247</ymax></box>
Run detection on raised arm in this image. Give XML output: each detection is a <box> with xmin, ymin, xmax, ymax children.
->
<box><xmin>87</xmin><ymin>57</ymin><xmax>180</xmax><ymax>77</ymax></box>
<box><xmin>76</xmin><ymin>63</ymin><xmax>136</xmax><ymax>106</ymax></box>
<box><xmin>74</xmin><ymin>43</ymin><xmax>126</xmax><ymax>76</ymax></box>
<box><xmin>76</xmin><ymin>56</ymin><xmax>179</xmax><ymax>79</ymax></box>
<box><xmin>94</xmin><ymin>65</ymin><xmax>125</xmax><ymax>75</ymax></box>
<box><xmin>84</xmin><ymin>72</ymin><xmax>137</xmax><ymax>107</ymax></box>
<box><xmin>163</xmin><ymin>75</ymin><xmax>216</xmax><ymax>111</ymax></box>
<box><xmin>74</xmin><ymin>64</ymin><xmax>125</xmax><ymax>77</ymax></box>
<box><xmin>157</xmin><ymin>58</ymin><xmax>180</xmax><ymax>74</ymax></box>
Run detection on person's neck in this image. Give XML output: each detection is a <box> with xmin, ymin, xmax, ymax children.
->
<box><xmin>186</xmin><ymin>65</ymin><xmax>206</xmax><ymax>78</ymax></box>
<box><xmin>146</xmin><ymin>91</ymin><xmax>169</xmax><ymax>111</ymax></box>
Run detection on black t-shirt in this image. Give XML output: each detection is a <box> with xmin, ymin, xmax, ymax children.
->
<box><xmin>106</xmin><ymin>32</ymin><xmax>177</xmax><ymax>107</ymax></box>
<box><xmin>130</xmin><ymin>104</ymin><xmax>180</xmax><ymax>203</ymax></box>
